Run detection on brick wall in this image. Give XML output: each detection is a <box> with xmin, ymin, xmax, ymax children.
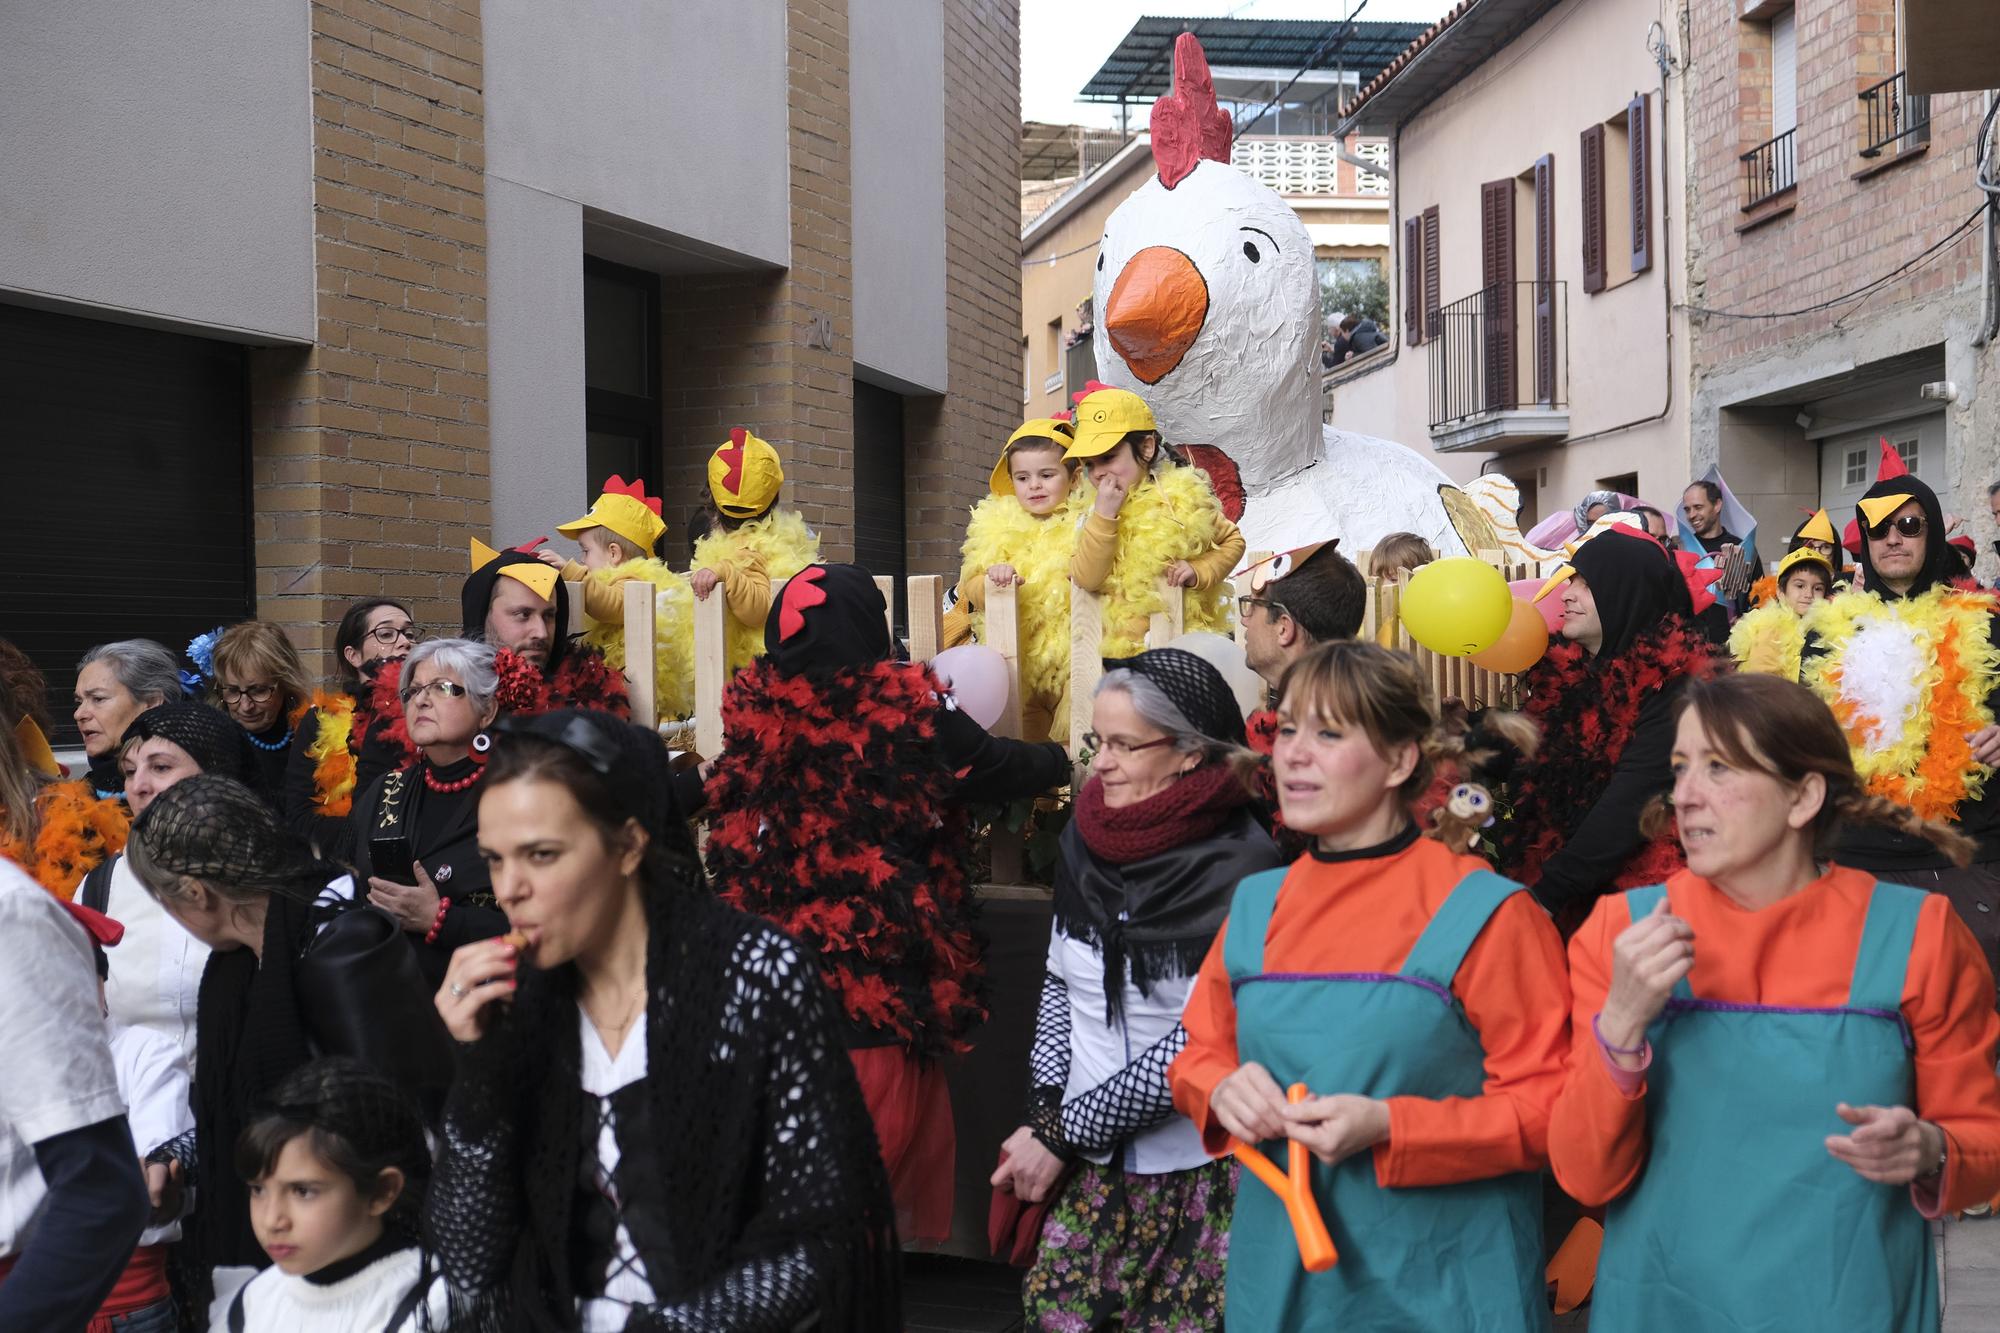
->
<box><xmin>250</xmin><ymin>0</ymin><xmax>489</xmax><ymax>673</ymax></box>
<box><xmin>1687</xmin><ymin>0</ymin><xmax>1986</xmax><ymax>369</ymax></box>
<box><xmin>907</xmin><ymin>0</ymin><xmax>1025</xmax><ymax>579</ymax></box>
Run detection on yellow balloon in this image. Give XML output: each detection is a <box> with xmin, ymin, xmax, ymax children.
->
<box><xmin>1399</xmin><ymin>558</ymin><xmax>1513</xmax><ymax>657</ymax></box>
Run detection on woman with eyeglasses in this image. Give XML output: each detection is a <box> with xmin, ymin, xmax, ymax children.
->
<box><xmin>209</xmin><ymin>621</ymin><xmax>312</xmax><ymax>813</ymax></box>
<box><xmin>282</xmin><ymin>598</ymin><xmax>420</xmax><ymax>862</ymax></box>
<box><xmin>995</xmin><ymin>647</ymin><xmax>1280</xmax><ymax>1331</ymax></box>
<box><xmin>348</xmin><ymin>638</ymin><xmax>506</xmax><ymax>986</ymax></box>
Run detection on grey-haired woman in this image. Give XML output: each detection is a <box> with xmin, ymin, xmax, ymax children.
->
<box><xmin>72</xmin><ymin>639</ymin><xmax>181</xmax><ymax>801</ymax></box>
<box><xmin>994</xmin><ymin>647</ymin><xmax>1283</xmax><ymax>1331</ymax></box>
<box><xmin>348</xmin><ymin>637</ymin><xmax>506</xmax><ymax>985</ymax></box>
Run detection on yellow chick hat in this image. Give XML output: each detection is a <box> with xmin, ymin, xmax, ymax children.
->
<box><xmin>556</xmin><ymin>476</ymin><xmax>667</xmax><ymax>557</ymax></box>
<box><xmin>14</xmin><ymin>717</ymin><xmax>59</xmax><ymax>779</ymax></box>
<box><xmin>470</xmin><ymin>537</ymin><xmax>560</xmax><ymax>602</ymax></box>
<box><xmin>1776</xmin><ymin>546</ymin><xmax>1834</xmax><ymax>584</ymax></box>
<box><xmin>1855</xmin><ymin>492</ymin><xmax>1917</xmax><ymax>529</ymax></box>
<box><xmin>1794</xmin><ymin>509</ymin><xmax>1837</xmax><ymax>546</ymax></box>
<box><xmin>1065</xmin><ymin>386</ymin><xmax>1158</xmax><ymax>461</ymax></box>
<box><xmin>708</xmin><ymin>428</ymin><xmax>785</xmax><ymax>518</ymax></box>
<box><xmin>991</xmin><ymin>417</ymin><xmax>1077</xmax><ymax>496</ymax></box>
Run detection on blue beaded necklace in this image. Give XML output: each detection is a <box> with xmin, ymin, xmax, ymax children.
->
<box><xmin>247</xmin><ymin>726</ymin><xmax>293</xmax><ymax>752</ymax></box>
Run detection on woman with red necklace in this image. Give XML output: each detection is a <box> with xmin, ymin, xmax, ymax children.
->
<box><xmin>349</xmin><ymin>637</ymin><xmax>507</xmax><ymax>986</ymax></box>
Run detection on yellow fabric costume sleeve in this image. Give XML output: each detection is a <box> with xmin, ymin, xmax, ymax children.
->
<box><xmin>1188</xmin><ymin>518</ymin><xmax>1245</xmax><ymax>590</ymax></box>
<box><xmin>1070</xmin><ymin>512</ymin><xmax>1119</xmax><ymax>592</ymax></box>
<box><xmin>563</xmin><ymin>560</ymin><xmax>639</xmax><ymax>624</ymax></box>
<box><xmin>691</xmin><ymin>508</ymin><xmax>821</xmax><ymax>670</ymax></box>
<box><xmin>1072</xmin><ymin>466</ymin><xmax>1235</xmax><ymax>657</ymax></box>
<box><xmin>942</xmin><ymin>599</ymin><xmax>976</xmax><ymax>650</ymax></box>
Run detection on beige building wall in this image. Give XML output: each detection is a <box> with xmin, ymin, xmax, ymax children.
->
<box><xmin>1331</xmin><ymin>0</ymin><xmax>1692</xmax><ymax>530</ymax></box>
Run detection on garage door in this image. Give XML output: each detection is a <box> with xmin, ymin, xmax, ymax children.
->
<box><xmin>0</xmin><ymin>301</ymin><xmax>252</xmax><ymax>744</ymax></box>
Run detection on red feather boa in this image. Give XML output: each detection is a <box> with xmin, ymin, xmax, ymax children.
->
<box><xmin>702</xmin><ymin>659</ymin><xmax>984</xmax><ymax>1060</ymax></box>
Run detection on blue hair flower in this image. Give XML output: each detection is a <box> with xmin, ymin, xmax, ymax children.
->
<box><xmin>178</xmin><ymin>669</ymin><xmax>206</xmax><ymax>699</ymax></box>
<box><xmin>186</xmin><ymin>627</ymin><xmax>223</xmax><ymax>677</ymax></box>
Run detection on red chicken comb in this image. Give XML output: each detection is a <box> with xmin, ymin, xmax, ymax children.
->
<box><xmin>511</xmin><ymin>536</ymin><xmax>550</xmax><ymax>554</ymax></box>
<box><xmin>718</xmin><ymin>428</ymin><xmax>749</xmax><ymax>493</ymax></box>
<box><xmin>1071</xmin><ymin>380</ymin><xmax>1116</xmax><ymax>406</ymax></box>
<box><xmin>1050</xmin><ymin>410</ymin><xmax>1073</xmax><ymax>423</ymax></box>
<box><xmin>602</xmin><ymin>475</ymin><xmax>663</xmax><ymax>517</ymax></box>
<box><xmin>1875</xmin><ymin>436</ymin><xmax>1909</xmax><ymax>480</ymax></box>
<box><xmin>1151</xmin><ymin>33</ymin><xmax>1233</xmax><ymax>190</ymax></box>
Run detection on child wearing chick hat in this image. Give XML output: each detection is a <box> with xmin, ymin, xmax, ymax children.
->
<box><xmin>1729</xmin><ymin>545</ymin><xmax>1836</xmax><ymax>679</ymax></box>
<box><xmin>941</xmin><ymin>415</ymin><xmax>1090</xmax><ymax>742</ymax></box>
<box><xmin>1065</xmin><ymin>386</ymin><xmax>1245</xmax><ymax>659</ymax></box>
<box><xmin>690</xmin><ymin>429</ymin><xmax>822</xmax><ymax>671</ymax></box>
<box><xmin>544</xmin><ymin>477</ymin><xmax>696</xmax><ymax>721</ymax></box>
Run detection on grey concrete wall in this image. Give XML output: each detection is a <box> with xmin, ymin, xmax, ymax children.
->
<box><xmin>850</xmin><ymin>0</ymin><xmax>948</xmax><ymax>393</ymax></box>
<box><xmin>487</xmin><ymin>178</ymin><xmax>587</xmax><ymax>545</ymax></box>
<box><xmin>483</xmin><ymin>0</ymin><xmax>790</xmax><ymax>269</ymax></box>
<box><xmin>0</xmin><ymin>4</ymin><xmax>313</xmax><ymax>342</ymax></box>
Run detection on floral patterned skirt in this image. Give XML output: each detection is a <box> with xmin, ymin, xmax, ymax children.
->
<box><xmin>1022</xmin><ymin>1156</ymin><xmax>1237</xmax><ymax>1332</ymax></box>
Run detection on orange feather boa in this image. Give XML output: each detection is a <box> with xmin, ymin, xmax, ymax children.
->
<box><xmin>1</xmin><ymin>782</ymin><xmax>129</xmax><ymax>902</ymax></box>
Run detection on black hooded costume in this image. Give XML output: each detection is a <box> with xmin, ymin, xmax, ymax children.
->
<box><xmin>460</xmin><ymin>547</ymin><xmax>575</xmax><ymax>675</ymax></box>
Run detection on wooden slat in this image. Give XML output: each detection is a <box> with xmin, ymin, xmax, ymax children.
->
<box><xmin>1148</xmin><ymin>580</ymin><xmax>1185</xmax><ymax>647</ymax></box>
<box><xmin>982</xmin><ymin>581</ymin><xmax>1027</xmax><ymax>886</ymax></box>
<box><xmin>1070</xmin><ymin>588</ymin><xmax>1105</xmax><ymax>786</ymax></box>
<box><xmin>622</xmin><ymin>579</ymin><xmax>656</xmax><ymax>729</ymax></box>
<box><xmin>907</xmin><ymin>575</ymin><xmax>942</xmax><ymax>663</ymax></box>
<box><xmin>693</xmin><ymin>586</ymin><xmax>727</xmax><ymax>760</ymax></box>
<box><xmin>563</xmin><ymin>580</ymin><xmax>586</xmax><ymax>636</ymax></box>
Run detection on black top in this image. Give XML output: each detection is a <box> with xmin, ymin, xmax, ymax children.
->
<box><xmin>243</xmin><ymin>717</ymin><xmax>292</xmax><ymax>813</ymax></box>
<box><xmin>350</xmin><ymin>758</ymin><xmax>506</xmax><ymax>986</ymax></box>
<box><xmin>283</xmin><ymin>705</ymin><xmax>355</xmax><ymax>864</ymax></box>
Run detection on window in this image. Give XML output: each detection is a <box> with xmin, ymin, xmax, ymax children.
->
<box><xmin>852</xmin><ymin>380</ymin><xmax>907</xmax><ymax>634</ymax></box>
<box><xmin>1741</xmin><ymin>5</ymin><xmax>1798</xmax><ymax>208</ymax></box>
<box><xmin>1581</xmin><ymin>96</ymin><xmax>1652</xmax><ymax>294</ymax></box>
<box><xmin>1021</xmin><ymin>337</ymin><xmax>1031</xmax><ymax>404</ymax></box>
<box><xmin>1844</xmin><ymin>448</ymin><xmax>1868</xmax><ymax>487</ymax></box>
<box><xmin>1857</xmin><ymin>0</ymin><xmax>1931</xmax><ymax>158</ymax></box>
<box><xmin>583</xmin><ymin>257</ymin><xmax>660</xmax><ymax>503</ymax></box>
<box><xmin>1893</xmin><ymin>435</ymin><xmax>1920</xmax><ymax>472</ymax></box>
<box><xmin>1044</xmin><ymin>317</ymin><xmax>1062</xmax><ymax>382</ymax></box>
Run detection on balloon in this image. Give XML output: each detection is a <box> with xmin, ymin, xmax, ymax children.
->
<box><xmin>1399</xmin><ymin>558</ymin><xmax>1513</xmax><ymax>657</ymax></box>
<box><xmin>1469</xmin><ymin>599</ymin><xmax>1551</xmax><ymax>673</ymax></box>
<box><xmin>1509</xmin><ymin>578</ymin><xmax>1565</xmax><ymax>633</ymax></box>
<box><xmin>928</xmin><ymin>645</ymin><xmax>1010</xmax><ymax>731</ymax></box>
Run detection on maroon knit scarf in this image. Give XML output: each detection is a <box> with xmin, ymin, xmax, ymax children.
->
<box><xmin>1073</xmin><ymin>763</ymin><xmax>1251</xmax><ymax>864</ymax></box>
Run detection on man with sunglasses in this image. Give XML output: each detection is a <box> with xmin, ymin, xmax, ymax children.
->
<box><xmin>1802</xmin><ymin>474</ymin><xmax>2000</xmax><ymax>1010</ymax></box>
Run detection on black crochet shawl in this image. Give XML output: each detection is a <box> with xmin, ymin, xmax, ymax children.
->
<box><xmin>428</xmin><ymin>875</ymin><xmax>899</xmax><ymax>1331</ymax></box>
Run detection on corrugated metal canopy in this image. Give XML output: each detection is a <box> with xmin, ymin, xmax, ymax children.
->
<box><xmin>1078</xmin><ymin>15</ymin><xmax>1430</xmax><ymax>104</ymax></box>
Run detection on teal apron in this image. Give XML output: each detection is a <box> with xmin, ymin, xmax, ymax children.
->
<box><xmin>1593</xmin><ymin>880</ymin><xmax>1936</xmax><ymax>1333</ymax></box>
<box><xmin>1221</xmin><ymin>866</ymin><xmax>1547</xmax><ymax>1332</ymax></box>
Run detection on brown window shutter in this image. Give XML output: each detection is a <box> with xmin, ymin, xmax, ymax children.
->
<box><xmin>1581</xmin><ymin>124</ymin><xmax>1607</xmax><ymax>294</ymax></box>
<box><xmin>1404</xmin><ymin>215</ymin><xmax>1423</xmax><ymax>344</ymax></box>
<box><xmin>1480</xmin><ymin>179</ymin><xmax>1516</xmax><ymax>410</ymax></box>
<box><xmin>1533</xmin><ymin>155</ymin><xmax>1556</xmax><ymax>404</ymax></box>
<box><xmin>1630</xmin><ymin>93</ymin><xmax>1653</xmax><ymax>274</ymax></box>
<box><xmin>1422</xmin><ymin>206</ymin><xmax>1441</xmax><ymax>339</ymax></box>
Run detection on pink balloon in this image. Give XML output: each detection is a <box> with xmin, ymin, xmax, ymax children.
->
<box><xmin>1508</xmin><ymin>578</ymin><xmax>1564</xmax><ymax>633</ymax></box>
<box><xmin>929</xmin><ymin>645</ymin><xmax>1011</xmax><ymax>731</ymax></box>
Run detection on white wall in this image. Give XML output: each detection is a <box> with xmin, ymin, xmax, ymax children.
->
<box><xmin>483</xmin><ymin>0</ymin><xmax>791</xmax><ymax>268</ymax></box>
<box><xmin>849</xmin><ymin>0</ymin><xmax>948</xmax><ymax>392</ymax></box>
<box><xmin>487</xmin><ymin>179</ymin><xmax>586</xmax><ymax>544</ymax></box>
<box><xmin>0</xmin><ymin>4</ymin><xmax>313</xmax><ymax>342</ymax></box>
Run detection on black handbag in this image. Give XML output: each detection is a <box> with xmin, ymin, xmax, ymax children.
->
<box><xmin>295</xmin><ymin>901</ymin><xmax>456</xmax><ymax>1118</ymax></box>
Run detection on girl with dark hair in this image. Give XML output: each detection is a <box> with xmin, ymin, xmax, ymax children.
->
<box><xmin>282</xmin><ymin>598</ymin><xmax>420</xmax><ymax>864</ymax></box>
<box><xmin>1170</xmin><ymin>640</ymin><xmax>1568</xmax><ymax>1332</ymax></box>
<box><xmin>212</xmin><ymin>1057</ymin><xmax>455</xmax><ymax>1331</ymax></box>
<box><xmin>1551</xmin><ymin>673</ymin><xmax>2000</xmax><ymax>1332</ymax></box>
<box><xmin>428</xmin><ymin>709</ymin><xmax>900</xmax><ymax>1330</ymax></box>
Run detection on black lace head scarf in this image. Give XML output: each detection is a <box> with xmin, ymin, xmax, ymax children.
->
<box><xmin>468</xmin><ymin>710</ymin><xmax>898</xmax><ymax>1329</ymax></box>
<box><xmin>126</xmin><ymin>701</ymin><xmax>260</xmax><ymax>785</ymax></box>
<box><xmin>1854</xmin><ymin>474</ymin><xmax>1954</xmax><ymax>599</ymax></box>
<box><xmin>127</xmin><ymin>775</ymin><xmax>330</xmax><ymax>1296</ymax></box>
<box><xmin>1569</xmin><ymin>525</ymin><xmax>1694</xmax><ymax>659</ymax></box>
<box><xmin>461</xmin><ymin>548</ymin><xmax>573</xmax><ymax>674</ymax></box>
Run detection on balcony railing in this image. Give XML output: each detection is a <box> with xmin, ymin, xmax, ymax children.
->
<box><xmin>1427</xmin><ymin>281</ymin><xmax>1568</xmax><ymax>434</ymax></box>
<box><xmin>1741</xmin><ymin>128</ymin><xmax>1797</xmax><ymax>209</ymax></box>
<box><xmin>1230</xmin><ymin>135</ymin><xmax>1389</xmax><ymax>198</ymax></box>
<box><xmin>1859</xmin><ymin>71</ymin><xmax>1931</xmax><ymax>158</ymax></box>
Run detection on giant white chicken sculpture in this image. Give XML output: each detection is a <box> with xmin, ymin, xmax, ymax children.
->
<box><xmin>1089</xmin><ymin>34</ymin><xmax>1502</xmax><ymax>560</ymax></box>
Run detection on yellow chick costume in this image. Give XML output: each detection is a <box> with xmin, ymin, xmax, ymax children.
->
<box><xmin>555</xmin><ymin>478</ymin><xmax>697</xmax><ymax>720</ymax></box>
<box><xmin>1728</xmin><ymin>548</ymin><xmax>1833</xmax><ymax>681</ymax></box>
<box><xmin>944</xmin><ymin>418</ymin><xmax>1089</xmax><ymax>741</ymax></box>
<box><xmin>1064</xmin><ymin>389</ymin><xmax>1244</xmax><ymax>658</ymax></box>
<box><xmin>694</xmin><ymin>429</ymin><xmax>822</xmax><ymax>670</ymax></box>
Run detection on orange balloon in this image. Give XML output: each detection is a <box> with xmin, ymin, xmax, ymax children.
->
<box><xmin>1469</xmin><ymin>599</ymin><xmax>1551</xmax><ymax>674</ymax></box>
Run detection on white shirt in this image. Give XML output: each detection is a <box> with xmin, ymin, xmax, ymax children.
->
<box><xmin>110</xmin><ymin>1019</ymin><xmax>195</xmax><ymax>1247</ymax></box>
<box><xmin>579</xmin><ymin>1005</ymin><xmax>652</xmax><ymax>1333</ymax></box>
<box><xmin>101</xmin><ymin>854</ymin><xmax>208</xmax><ymax>1067</ymax></box>
<box><xmin>0</xmin><ymin>859</ymin><xmax>128</xmax><ymax>1258</ymax></box>
<box><xmin>208</xmin><ymin>1245</ymin><xmax>449</xmax><ymax>1332</ymax></box>
<box><xmin>1047</xmin><ymin>927</ymin><xmax>1209</xmax><ymax>1175</ymax></box>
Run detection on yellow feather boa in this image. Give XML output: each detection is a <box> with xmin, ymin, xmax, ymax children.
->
<box><xmin>693</xmin><ymin>509</ymin><xmax>822</xmax><ymax>669</ymax></box>
<box><xmin>1800</xmin><ymin>587</ymin><xmax>2000</xmax><ymax>819</ymax></box>
<box><xmin>303</xmin><ymin>691</ymin><xmax>358</xmax><ymax>817</ymax></box>
<box><xmin>1097</xmin><ymin>465</ymin><xmax>1233</xmax><ymax>658</ymax></box>
<box><xmin>959</xmin><ymin>489</ymin><xmax>1089</xmax><ymax>708</ymax></box>
<box><xmin>1727</xmin><ymin>602</ymin><xmax>1806</xmax><ymax>680</ymax></box>
<box><xmin>579</xmin><ymin>558</ymin><xmax>698</xmax><ymax>720</ymax></box>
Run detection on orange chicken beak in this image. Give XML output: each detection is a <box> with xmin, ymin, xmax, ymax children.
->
<box><xmin>1105</xmin><ymin>246</ymin><xmax>1208</xmax><ymax>384</ymax></box>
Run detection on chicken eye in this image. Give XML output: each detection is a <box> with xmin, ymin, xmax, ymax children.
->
<box><xmin>1096</xmin><ymin>252</ymin><xmax>1104</xmax><ymax>271</ymax></box>
<box><xmin>1242</xmin><ymin>241</ymin><xmax>1261</xmax><ymax>262</ymax></box>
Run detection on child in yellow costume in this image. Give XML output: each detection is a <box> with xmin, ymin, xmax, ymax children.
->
<box><xmin>1064</xmin><ymin>387</ymin><xmax>1244</xmax><ymax>659</ymax></box>
<box><xmin>942</xmin><ymin>416</ymin><xmax>1090</xmax><ymax>742</ymax></box>
<box><xmin>1729</xmin><ymin>546</ymin><xmax>1834</xmax><ymax>679</ymax></box>
<box><xmin>544</xmin><ymin>475</ymin><xmax>696</xmax><ymax>719</ymax></box>
<box><xmin>692</xmin><ymin>428</ymin><xmax>822</xmax><ymax>671</ymax></box>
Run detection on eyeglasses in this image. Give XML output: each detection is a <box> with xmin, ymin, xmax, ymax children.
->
<box><xmin>1801</xmin><ymin>539</ymin><xmax>1836</xmax><ymax>557</ymax></box>
<box><xmin>218</xmin><ymin>684</ymin><xmax>277</xmax><ymax>704</ymax></box>
<box><xmin>1866</xmin><ymin>513</ymin><xmax>1926</xmax><ymax>541</ymax></box>
<box><xmin>1237</xmin><ymin>595</ymin><xmax>1287</xmax><ymax>622</ymax></box>
<box><xmin>365</xmin><ymin>624</ymin><xmax>424</xmax><ymax>647</ymax></box>
<box><xmin>1081</xmin><ymin>730</ymin><xmax>1177</xmax><ymax>758</ymax></box>
<box><xmin>404</xmin><ymin>679</ymin><xmax>469</xmax><ymax>703</ymax></box>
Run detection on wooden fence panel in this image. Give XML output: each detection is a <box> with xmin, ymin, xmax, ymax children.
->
<box><xmin>622</xmin><ymin>579</ymin><xmax>656</xmax><ymax>729</ymax></box>
<box><xmin>907</xmin><ymin>575</ymin><xmax>942</xmax><ymax>663</ymax></box>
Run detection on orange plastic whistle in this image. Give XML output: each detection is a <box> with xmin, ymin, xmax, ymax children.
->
<box><xmin>1228</xmin><ymin>1082</ymin><xmax>1338</xmax><ymax>1272</ymax></box>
